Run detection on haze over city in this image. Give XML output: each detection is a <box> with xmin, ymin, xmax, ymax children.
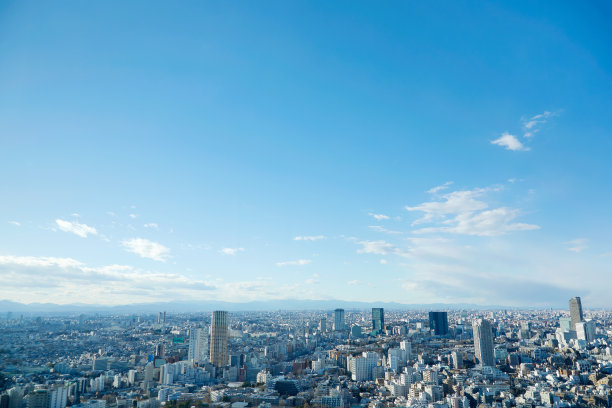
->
<box><xmin>2</xmin><ymin>1</ymin><xmax>612</xmax><ymax>308</ymax></box>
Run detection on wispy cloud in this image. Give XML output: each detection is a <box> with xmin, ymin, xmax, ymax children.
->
<box><xmin>413</xmin><ymin>207</ymin><xmax>540</xmax><ymax>236</ymax></box>
<box><xmin>523</xmin><ymin>111</ymin><xmax>554</xmax><ymax>138</ymax></box>
<box><xmin>357</xmin><ymin>240</ymin><xmax>408</xmax><ymax>257</ymax></box>
<box><xmin>129</xmin><ymin>213</ymin><xmax>138</xmax><ymax>219</ymax></box>
<box><xmin>144</xmin><ymin>223</ymin><xmax>159</xmax><ymax>229</ymax></box>
<box><xmin>368</xmin><ymin>225</ymin><xmax>402</xmax><ymax>235</ymax></box>
<box><xmin>347</xmin><ymin>280</ymin><xmax>361</xmax><ymax>286</ymax></box>
<box><xmin>276</xmin><ymin>259</ymin><xmax>311</xmax><ymax>267</ymax></box>
<box><xmin>219</xmin><ymin>247</ymin><xmax>244</xmax><ymax>256</ymax></box>
<box><xmin>427</xmin><ymin>181</ymin><xmax>453</xmax><ymax>194</ymax></box>
<box><xmin>406</xmin><ymin>185</ymin><xmax>539</xmax><ymax>236</ymax></box>
<box><xmin>368</xmin><ymin>213</ymin><xmax>390</xmax><ymax>221</ymax></box>
<box><xmin>294</xmin><ymin>235</ymin><xmax>326</xmax><ymax>241</ymax></box>
<box><xmin>0</xmin><ymin>255</ymin><xmax>215</xmax><ymax>305</ymax></box>
<box><xmin>8</xmin><ymin>221</ymin><xmax>21</xmax><ymax>226</ymax></box>
<box><xmin>491</xmin><ymin>132</ymin><xmax>529</xmax><ymax>151</ymax></box>
<box><xmin>56</xmin><ymin>219</ymin><xmax>98</xmax><ymax>238</ymax></box>
<box><xmin>406</xmin><ymin>187</ymin><xmax>492</xmax><ymax>225</ymax></box>
<box><xmin>566</xmin><ymin>238</ymin><xmax>588</xmax><ymax>253</ymax></box>
<box><xmin>121</xmin><ymin>238</ymin><xmax>170</xmax><ymax>262</ymax></box>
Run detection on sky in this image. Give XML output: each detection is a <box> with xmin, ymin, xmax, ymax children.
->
<box><xmin>1</xmin><ymin>1</ymin><xmax>612</xmax><ymax>308</ymax></box>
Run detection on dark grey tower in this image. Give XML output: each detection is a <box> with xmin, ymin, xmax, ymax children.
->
<box><xmin>569</xmin><ymin>297</ymin><xmax>584</xmax><ymax>331</ymax></box>
<box><xmin>372</xmin><ymin>308</ymin><xmax>384</xmax><ymax>334</ymax></box>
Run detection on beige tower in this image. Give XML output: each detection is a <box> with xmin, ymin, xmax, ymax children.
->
<box><xmin>210</xmin><ymin>310</ymin><xmax>229</xmax><ymax>367</ymax></box>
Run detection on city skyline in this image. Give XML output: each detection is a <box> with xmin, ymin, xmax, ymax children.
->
<box><xmin>2</xmin><ymin>2</ymin><xmax>612</xmax><ymax>307</ymax></box>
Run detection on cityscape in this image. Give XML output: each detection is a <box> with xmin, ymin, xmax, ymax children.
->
<box><xmin>3</xmin><ymin>298</ymin><xmax>612</xmax><ymax>407</ymax></box>
<box><xmin>2</xmin><ymin>1</ymin><xmax>612</xmax><ymax>408</ymax></box>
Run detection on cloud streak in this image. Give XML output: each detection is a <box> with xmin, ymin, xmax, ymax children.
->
<box><xmin>122</xmin><ymin>238</ymin><xmax>171</xmax><ymax>262</ymax></box>
<box><xmin>294</xmin><ymin>235</ymin><xmax>326</xmax><ymax>241</ymax></box>
<box><xmin>219</xmin><ymin>247</ymin><xmax>244</xmax><ymax>256</ymax></box>
<box><xmin>276</xmin><ymin>259</ymin><xmax>311</xmax><ymax>267</ymax></box>
<box><xmin>406</xmin><ymin>185</ymin><xmax>539</xmax><ymax>236</ymax></box>
<box><xmin>491</xmin><ymin>132</ymin><xmax>529</xmax><ymax>151</ymax></box>
<box><xmin>56</xmin><ymin>219</ymin><xmax>98</xmax><ymax>238</ymax></box>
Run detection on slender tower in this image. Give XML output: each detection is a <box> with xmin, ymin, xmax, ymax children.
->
<box><xmin>334</xmin><ymin>308</ymin><xmax>345</xmax><ymax>331</ymax></box>
<box><xmin>372</xmin><ymin>308</ymin><xmax>384</xmax><ymax>334</ymax></box>
<box><xmin>210</xmin><ymin>311</ymin><xmax>229</xmax><ymax>367</ymax></box>
<box><xmin>569</xmin><ymin>297</ymin><xmax>584</xmax><ymax>331</ymax></box>
<box><xmin>473</xmin><ymin>319</ymin><xmax>495</xmax><ymax>367</ymax></box>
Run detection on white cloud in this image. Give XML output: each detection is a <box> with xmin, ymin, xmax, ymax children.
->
<box><xmin>347</xmin><ymin>280</ymin><xmax>361</xmax><ymax>285</ymax></box>
<box><xmin>368</xmin><ymin>213</ymin><xmax>390</xmax><ymax>221</ymax></box>
<box><xmin>0</xmin><ymin>255</ymin><xmax>216</xmax><ymax>305</ymax></box>
<box><xmin>406</xmin><ymin>185</ymin><xmax>539</xmax><ymax>237</ymax></box>
<box><xmin>276</xmin><ymin>259</ymin><xmax>311</xmax><ymax>267</ymax></box>
<box><xmin>369</xmin><ymin>225</ymin><xmax>402</xmax><ymax>235</ymax></box>
<box><xmin>55</xmin><ymin>219</ymin><xmax>98</xmax><ymax>238</ymax></box>
<box><xmin>294</xmin><ymin>235</ymin><xmax>326</xmax><ymax>241</ymax></box>
<box><xmin>414</xmin><ymin>207</ymin><xmax>540</xmax><ymax>236</ymax></box>
<box><xmin>427</xmin><ymin>181</ymin><xmax>453</xmax><ymax>194</ymax></box>
<box><xmin>491</xmin><ymin>132</ymin><xmax>529</xmax><ymax>151</ymax></box>
<box><xmin>8</xmin><ymin>221</ymin><xmax>21</xmax><ymax>226</ymax></box>
<box><xmin>357</xmin><ymin>240</ymin><xmax>408</xmax><ymax>257</ymax></box>
<box><xmin>121</xmin><ymin>238</ymin><xmax>170</xmax><ymax>262</ymax></box>
<box><xmin>406</xmin><ymin>187</ymin><xmax>491</xmax><ymax>225</ymax></box>
<box><xmin>357</xmin><ymin>240</ymin><xmax>395</xmax><ymax>255</ymax></box>
<box><xmin>567</xmin><ymin>238</ymin><xmax>588</xmax><ymax>253</ymax></box>
<box><xmin>219</xmin><ymin>247</ymin><xmax>244</xmax><ymax>256</ymax></box>
<box><xmin>380</xmin><ymin>259</ymin><xmax>388</xmax><ymax>265</ymax></box>
<box><xmin>523</xmin><ymin>111</ymin><xmax>554</xmax><ymax>137</ymax></box>
<box><xmin>129</xmin><ymin>214</ymin><xmax>138</xmax><ymax>219</ymax></box>
<box><xmin>144</xmin><ymin>223</ymin><xmax>159</xmax><ymax>229</ymax></box>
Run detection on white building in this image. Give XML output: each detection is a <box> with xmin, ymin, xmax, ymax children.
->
<box><xmin>188</xmin><ymin>327</ymin><xmax>209</xmax><ymax>363</ymax></box>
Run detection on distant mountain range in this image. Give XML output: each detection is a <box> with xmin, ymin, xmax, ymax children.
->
<box><xmin>0</xmin><ymin>299</ymin><xmax>515</xmax><ymax>315</ymax></box>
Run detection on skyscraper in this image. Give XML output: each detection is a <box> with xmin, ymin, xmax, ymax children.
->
<box><xmin>319</xmin><ymin>317</ymin><xmax>327</xmax><ymax>332</ymax></box>
<box><xmin>210</xmin><ymin>311</ymin><xmax>229</xmax><ymax>367</ymax></box>
<box><xmin>188</xmin><ymin>327</ymin><xmax>209</xmax><ymax>363</ymax></box>
<box><xmin>428</xmin><ymin>311</ymin><xmax>449</xmax><ymax>336</ymax></box>
<box><xmin>372</xmin><ymin>308</ymin><xmax>384</xmax><ymax>334</ymax></box>
<box><xmin>473</xmin><ymin>319</ymin><xmax>495</xmax><ymax>367</ymax></box>
<box><xmin>334</xmin><ymin>308</ymin><xmax>345</xmax><ymax>331</ymax></box>
<box><xmin>569</xmin><ymin>297</ymin><xmax>584</xmax><ymax>331</ymax></box>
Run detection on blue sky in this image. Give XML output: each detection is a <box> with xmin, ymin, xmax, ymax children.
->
<box><xmin>1</xmin><ymin>1</ymin><xmax>612</xmax><ymax>307</ymax></box>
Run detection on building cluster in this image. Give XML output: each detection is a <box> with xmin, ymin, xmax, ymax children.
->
<box><xmin>3</xmin><ymin>297</ymin><xmax>612</xmax><ymax>408</ymax></box>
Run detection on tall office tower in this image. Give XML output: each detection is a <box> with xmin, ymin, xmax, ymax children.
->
<box><xmin>428</xmin><ymin>311</ymin><xmax>449</xmax><ymax>336</ymax></box>
<box><xmin>569</xmin><ymin>297</ymin><xmax>584</xmax><ymax>331</ymax></box>
<box><xmin>158</xmin><ymin>312</ymin><xmax>162</xmax><ymax>325</ymax></box>
<box><xmin>154</xmin><ymin>343</ymin><xmax>165</xmax><ymax>358</ymax></box>
<box><xmin>49</xmin><ymin>385</ymin><xmax>68</xmax><ymax>408</ymax></box>
<box><xmin>210</xmin><ymin>311</ymin><xmax>229</xmax><ymax>367</ymax></box>
<box><xmin>372</xmin><ymin>308</ymin><xmax>385</xmax><ymax>334</ymax></box>
<box><xmin>26</xmin><ymin>390</ymin><xmax>49</xmax><ymax>408</ymax></box>
<box><xmin>188</xmin><ymin>327</ymin><xmax>209</xmax><ymax>363</ymax></box>
<box><xmin>319</xmin><ymin>317</ymin><xmax>327</xmax><ymax>332</ymax></box>
<box><xmin>8</xmin><ymin>388</ymin><xmax>23</xmax><ymax>408</ymax></box>
<box><xmin>334</xmin><ymin>308</ymin><xmax>345</xmax><ymax>331</ymax></box>
<box><xmin>576</xmin><ymin>320</ymin><xmax>595</xmax><ymax>343</ymax></box>
<box><xmin>473</xmin><ymin>319</ymin><xmax>495</xmax><ymax>367</ymax></box>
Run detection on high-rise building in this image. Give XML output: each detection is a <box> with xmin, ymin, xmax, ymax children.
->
<box><xmin>334</xmin><ymin>308</ymin><xmax>345</xmax><ymax>331</ymax></box>
<box><xmin>569</xmin><ymin>297</ymin><xmax>584</xmax><ymax>331</ymax></box>
<box><xmin>576</xmin><ymin>320</ymin><xmax>595</xmax><ymax>343</ymax></box>
<box><xmin>473</xmin><ymin>319</ymin><xmax>495</xmax><ymax>367</ymax></box>
<box><xmin>26</xmin><ymin>390</ymin><xmax>49</xmax><ymax>408</ymax></box>
<box><xmin>188</xmin><ymin>327</ymin><xmax>209</xmax><ymax>363</ymax></box>
<box><xmin>49</xmin><ymin>386</ymin><xmax>68</xmax><ymax>408</ymax></box>
<box><xmin>428</xmin><ymin>311</ymin><xmax>449</xmax><ymax>336</ymax></box>
<box><xmin>372</xmin><ymin>308</ymin><xmax>384</xmax><ymax>334</ymax></box>
<box><xmin>319</xmin><ymin>318</ymin><xmax>327</xmax><ymax>332</ymax></box>
<box><xmin>210</xmin><ymin>311</ymin><xmax>229</xmax><ymax>367</ymax></box>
